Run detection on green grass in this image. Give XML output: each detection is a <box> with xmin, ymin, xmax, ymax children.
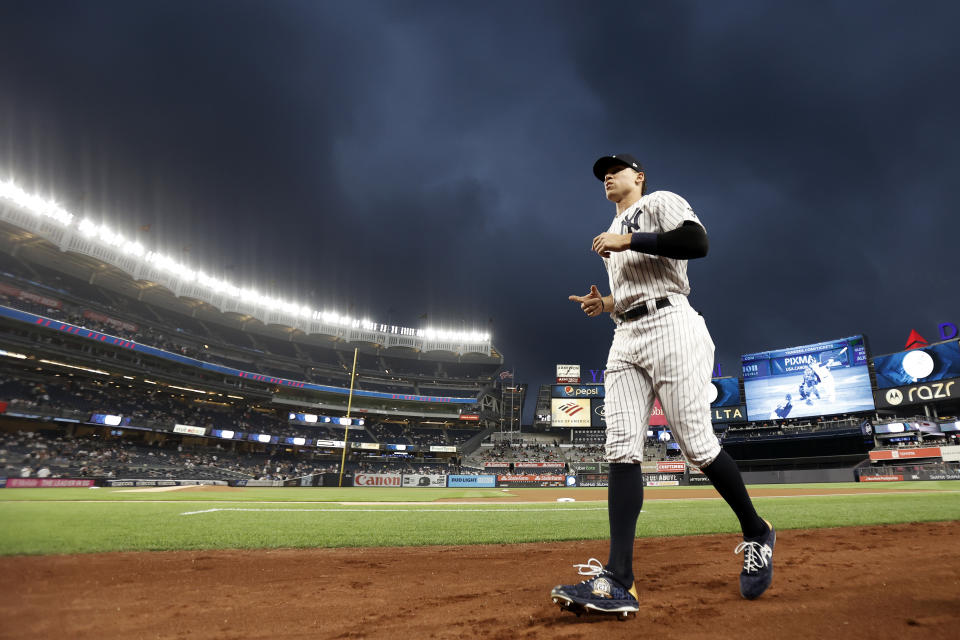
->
<box><xmin>0</xmin><ymin>484</ymin><xmax>957</xmax><ymax>556</ymax></box>
<box><xmin>0</xmin><ymin>486</ymin><xmax>510</xmax><ymax>502</ymax></box>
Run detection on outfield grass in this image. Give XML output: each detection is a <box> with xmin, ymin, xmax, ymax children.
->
<box><xmin>0</xmin><ymin>483</ymin><xmax>957</xmax><ymax>556</ymax></box>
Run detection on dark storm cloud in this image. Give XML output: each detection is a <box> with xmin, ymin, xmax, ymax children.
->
<box><xmin>2</xmin><ymin>1</ymin><xmax>959</xmax><ymax>420</ymax></box>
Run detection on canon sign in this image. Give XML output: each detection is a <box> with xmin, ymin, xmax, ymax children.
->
<box><xmin>353</xmin><ymin>474</ymin><xmax>402</xmax><ymax>487</ymax></box>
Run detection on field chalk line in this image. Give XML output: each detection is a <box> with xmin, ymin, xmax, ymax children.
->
<box><xmin>180</xmin><ymin>506</ymin><xmax>608</xmax><ymax>516</ymax></box>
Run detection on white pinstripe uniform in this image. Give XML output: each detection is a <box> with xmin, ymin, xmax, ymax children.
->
<box><xmin>602</xmin><ymin>191</ymin><xmax>721</xmax><ymax>468</ymax></box>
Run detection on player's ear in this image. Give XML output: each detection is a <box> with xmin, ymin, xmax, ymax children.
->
<box><xmin>636</xmin><ymin>171</ymin><xmax>644</xmax><ymax>186</ymax></box>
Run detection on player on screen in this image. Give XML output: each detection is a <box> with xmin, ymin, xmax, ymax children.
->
<box><xmin>798</xmin><ymin>364</ymin><xmax>821</xmax><ymax>405</ymax></box>
<box><xmin>772</xmin><ymin>393</ymin><xmax>793</xmax><ymax>419</ymax></box>
<box><xmin>811</xmin><ymin>360</ymin><xmax>836</xmax><ymax>403</ymax></box>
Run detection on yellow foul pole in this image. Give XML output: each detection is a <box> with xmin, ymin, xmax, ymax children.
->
<box><xmin>337</xmin><ymin>347</ymin><xmax>359</xmax><ymax>487</ymax></box>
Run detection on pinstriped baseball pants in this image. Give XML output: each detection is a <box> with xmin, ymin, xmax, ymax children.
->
<box><xmin>604</xmin><ymin>295</ymin><xmax>721</xmax><ymax>468</ymax></box>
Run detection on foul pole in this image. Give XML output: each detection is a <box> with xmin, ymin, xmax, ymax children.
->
<box><xmin>337</xmin><ymin>347</ymin><xmax>359</xmax><ymax>487</ymax></box>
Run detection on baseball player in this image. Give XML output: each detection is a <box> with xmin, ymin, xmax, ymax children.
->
<box><xmin>773</xmin><ymin>393</ymin><xmax>794</xmax><ymax>419</ymax></box>
<box><xmin>550</xmin><ymin>154</ymin><xmax>776</xmax><ymax>618</ymax></box>
<box><xmin>799</xmin><ymin>364</ymin><xmax>822</xmax><ymax>404</ymax></box>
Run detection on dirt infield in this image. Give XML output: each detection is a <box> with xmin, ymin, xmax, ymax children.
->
<box><xmin>1</xmin><ymin>519</ymin><xmax>957</xmax><ymax>640</ymax></box>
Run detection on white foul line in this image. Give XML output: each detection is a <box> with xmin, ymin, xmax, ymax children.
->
<box><xmin>180</xmin><ymin>506</ymin><xmax>607</xmax><ymax>516</ymax></box>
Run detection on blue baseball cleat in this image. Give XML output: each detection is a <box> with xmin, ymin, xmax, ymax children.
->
<box><xmin>550</xmin><ymin>558</ymin><xmax>639</xmax><ymax>619</ymax></box>
<box><xmin>735</xmin><ymin>521</ymin><xmax>776</xmax><ymax>600</ymax></box>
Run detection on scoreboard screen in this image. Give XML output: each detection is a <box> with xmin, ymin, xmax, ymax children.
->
<box><xmin>742</xmin><ymin>335</ymin><xmax>874</xmax><ymax>421</ymax></box>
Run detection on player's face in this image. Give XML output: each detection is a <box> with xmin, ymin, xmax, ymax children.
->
<box><xmin>603</xmin><ymin>165</ymin><xmax>643</xmax><ymax>203</ymax></box>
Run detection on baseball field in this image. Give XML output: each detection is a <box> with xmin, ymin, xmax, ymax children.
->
<box><xmin>1</xmin><ymin>482</ymin><xmax>959</xmax><ymax>639</ymax></box>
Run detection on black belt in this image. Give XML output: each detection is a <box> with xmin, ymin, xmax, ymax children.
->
<box><xmin>615</xmin><ymin>297</ymin><xmax>672</xmax><ymax>324</ymax></box>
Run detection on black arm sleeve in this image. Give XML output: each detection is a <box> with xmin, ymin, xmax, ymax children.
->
<box><xmin>630</xmin><ymin>221</ymin><xmax>709</xmax><ymax>260</ymax></box>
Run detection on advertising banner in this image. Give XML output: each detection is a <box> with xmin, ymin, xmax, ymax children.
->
<box><xmin>859</xmin><ymin>474</ymin><xmax>904</xmax><ymax>482</ymax></box>
<box><xmin>173</xmin><ymin>424</ymin><xmax>206</xmax><ymax>436</ymax></box>
<box><xmin>82</xmin><ymin>309</ymin><xmax>139</xmax><ymax>333</ymax></box>
<box><xmin>5</xmin><ymin>478</ymin><xmax>96</xmax><ymax>488</ymax></box>
<box><xmin>656</xmin><ymin>461</ymin><xmax>686</xmax><ymax>473</ymax></box>
<box><xmin>711</xmin><ymin>405</ymin><xmax>746</xmax><ymax>423</ymax></box>
<box><xmin>430</xmin><ymin>445</ymin><xmax>457</xmax><ymax>453</ymax></box>
<box><xmin>556</xmin><ymin>364</ymin><xmax>581</xmax><ymax>384</ymax></box>
<box><xmin>447</xmin><ymin>475</ymin><xmax>496</xmax><ymax>488</ymax></box>
<box><xmin>401</xmin><ymin>474</ymin><xmax>447</xmax><ymax>487</ymax></box>
<box><xmin>709</xmin><ymin>377</ymin><xmax>741</xmax><ymax>407</ymax></box>
<box><xmin>868</xmin><ymin>448</ymin><xmax>942</xmax><ymax>461</ymax></box>
<box><xmin>577</xmin><ymin>472</ymin><xmax>608</xmax><ymax>487</ymax></box>
<box><xmin>551</xmin><ymin>398</ymin><xmax>591</xmax><ymax>427</ymax></box>
<box><xmin>642</xmin><ymin>473</ymin><xmax>684</xmax><ymax>486</ymax></box>
<box><xmin>353</xmin><ymin>474</ymin><xmax>402</xmax><ymax>487</ymax></box>
<box><xmin>873</xmin><ymin>379</ymin><xmax>960</xmax><ymax>409</ymax></box>
<box><xmin>105</xmin><ymin>479</ymin><xmax>225</xmax><ymax>487</ymax></box>
<box><xmin>569</xmin><ymin>462</ymin><xmax>602</xmax><ymax>473</ymax></box>
<box><xmin>873</xmin><ymin>340</ymin><xmax>960</xmax><ymax>389</ymax></box>
<box><xmin>483</xmin><ymin>462</ymin><xmax>511</xmax><ymax>469</ymax></box>
<box><xmin>514</xmin><ymin>462</ymin><xmax>565</xmax><ymax>469</ymax></box>
<box><xmin>552</xmin><ymin>384</ymin><xmax>604</xmax><ymax>398</ymax></box>
<box><xmin>650</xmin><ymin>399</ymin><xmax>668</xmax><ymax>426</ymax></box>
<box><xmin>0</xmin><ymin>282</ymin><xmax>62</xmax><ymax>309</ymax></box>
<box><xmin>496</xmin><ymin>474</ymin><xmax>566</xmax><ymax>487</ymax></box>
<box><xmin>928</xmin><ymin>469</ymin><xmax>960</xmax><ymax>480</ymax></box>
<box><xmin>591</xmin><ymin>399</ymin><xmax>606</xmax><ymax>427</ymax></box>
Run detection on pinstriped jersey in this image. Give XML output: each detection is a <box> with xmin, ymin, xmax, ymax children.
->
<box><xmin>601</xmin><ymin>190</ymin><xmax>703</xmax><ymax>316</ymax></box>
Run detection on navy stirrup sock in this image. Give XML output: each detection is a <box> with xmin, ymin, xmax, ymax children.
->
<box><xmin>701</xmin><ymin>449</ymin><xmax>767</xmax><ymax>539</ymax></box>
<box><xmin>605</xmin><ymin>462</ymin><xmax>644</xmax><ymax>586</ymax></box>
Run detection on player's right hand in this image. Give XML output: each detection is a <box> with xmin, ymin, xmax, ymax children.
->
<box><xmin>568</xmin><ymin>285</ymin><xmax>603</xmax><ymax>317</ymax></box>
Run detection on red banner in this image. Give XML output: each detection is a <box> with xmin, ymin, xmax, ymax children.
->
<box><xmin>0</xmin><ymin>282</ymin><xmax>62</xmax><ymax>310</ymax></box>
<box><xmin>5</xmin><ymin>478</ymin><xmax>96</xmax><ymax>488</ymax></box>
<box><xmin>82</xmin><ymin>309</ymin><xmax>138</xmax><ymax>333</ymax></box>
<box><xmin>497</xmin><ymin>474</ymin><xmax>566</xmax><ymax>482</ymax></box>
<box><xmin>483</xmin><ymin>462</ymin><xmax>511</xmax><ymax>468</ymax></box>
<box><xmin>513</xmin><ymin>462</ymin><xmax>565</xmax><ymax>469</ymax></box>
<box><xmin>860</xmin><ymin>474</ymin><xmax>904</xmax><ymax>482</ymax></box>
<box><xmin>868</xmin><ymin>448</ymin><xmax>941</xmax><ymax>461</ymax></box>
<box><xmin>459</xmin><ymin>414</ymin><xmax>480</xmax><ymax>421</ymax></box>
<box><xmin>650</xmin><ymin>399</ymin><xmax>668</xmax><ymax>426</ymax></box>
<box><xmin>656</xmin><ymin>461</ymin><xmax>686</xmax><ymax>473</ymax></box>
<box><xmin>353</xmin><ymin>474</ymin><xmax>402</xmax><ymax>487</ymax></box>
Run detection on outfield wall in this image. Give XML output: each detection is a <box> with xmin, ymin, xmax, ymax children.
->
<box><xmin>741</xmin><ymin>468</ymin><xmax>856</xmax><ymax>484</ymax></box>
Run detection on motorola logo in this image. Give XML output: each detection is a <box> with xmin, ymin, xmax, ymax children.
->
<box><xmin>885</xmin><ymin>389</ymin><xmax>903</xmax><ymax>405</ymax></box>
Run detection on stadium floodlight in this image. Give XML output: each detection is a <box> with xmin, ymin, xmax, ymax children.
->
<box><xmin>0</xmin><ymin>179</ymin><xmax>74</xmax><ymax>226</ymax></box>
<box><xmin>1</xmin><ymin>177</ymin><xmax>496</xmax><ymax>346</ymax></box>
<box><xmin>0</xmin><ymin>349</ymin><xmax>27</xmax><ymax>359</ymax></box>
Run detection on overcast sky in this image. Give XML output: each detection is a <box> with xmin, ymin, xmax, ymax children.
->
<box><xmin>2</xmin><ymin>1</ymin><xmax>959</xmax><ymax>421</ymax></box>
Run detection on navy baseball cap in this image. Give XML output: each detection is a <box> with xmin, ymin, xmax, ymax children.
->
<box><xmin>593</xmin><ymin>154</ymin><xmax>643</xmax><ymax>180</ymax></box>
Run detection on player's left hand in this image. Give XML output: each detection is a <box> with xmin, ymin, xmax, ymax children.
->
<box><xmin>592</xmin><ymin>232</ymin><xmax>630</xmax><ymax>258</ymax></box>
